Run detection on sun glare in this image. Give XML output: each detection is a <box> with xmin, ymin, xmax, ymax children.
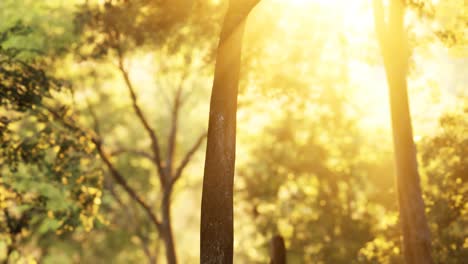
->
<box><xmin>287</xmin><ymin>0</ymin><xmax>346</xmax><ymax>6</ymax></box>
<box><xmin>248</xmin><ymin>0</ymin><xmax>391</xmax><ymax>128</ymax></box>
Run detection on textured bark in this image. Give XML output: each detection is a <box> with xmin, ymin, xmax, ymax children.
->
<box><xmin>200</xmin><ymin>1</ymin><xmax>259</xmax><ymax>263</ymax></box>
<box><xmin>372</xmin><ymin>0</ymin><xmax>433</xmax><ymax>263</ymax></box>
<box><xmin>269</xmin><ymin>235</ymin><xmax>286</xmax><ymax>264</ymax></box>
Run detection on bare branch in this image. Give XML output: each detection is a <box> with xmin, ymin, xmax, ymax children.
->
<box><xmin>171</xmin><ymin>131</ymin><xmax>208</xmax><ymax>185</ymax></box>
<box><xmin>166</xmin><ymin>69</ymin><xmax>189</xmax><ymax>178</ymax></box>
<box><xmin>116</xmin><ymin>49</ymin><xmax>166</xmax><ymax>184</ymax></box>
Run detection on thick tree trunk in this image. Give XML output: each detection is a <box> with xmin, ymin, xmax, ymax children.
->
<box><xmin>162</xmin><ymin>192</ymin><xmax>177</xmax><ymax>264</ymax></box>
<box><xmin>200</xmin><ymin>13</ymin><xmax>245</xmax><ymax>264</ymax></box>
<box><xmin>269</xmin><ymin>235</ymin><xmax>286</xmax><ymax>264</ymax></box>
<box><xmin>373</xmin><ymin>1</ymin><xmax>433</xmax><ymax>263</ymax></box>
<box><xmin>200</xmin><ymin>1</ymin><xmax>259</xmax><ymax>263</ymax></box>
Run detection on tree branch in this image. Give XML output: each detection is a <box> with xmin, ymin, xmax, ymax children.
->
<box><xmin>166</xmin><ymin>69</ymin><xmax>189</xmax><ymax>179</ymax></box>
<box><xmin>171</xmin><ymin>131</ymin><xmax>208</xmax><ymax>185</ymax></box>
<box><xmin>116</xmin><ymin>49</ymin><xmax>166</xmax><ymax>184</ymax></box>
<box><xmin>44</xmin><ymin>106</ymin><xmax>162</xmax><ymax>233</ymax></box>
<box><xmin>93</xmin><ymin>138</ymin><xmax>162</xmax><ymax>232</ymax></box>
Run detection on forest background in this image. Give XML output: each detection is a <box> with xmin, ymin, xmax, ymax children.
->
<box><xmin>0</xmin><ymin>0</ymin><xmax>466</xmax><ymax>263</ymax></box>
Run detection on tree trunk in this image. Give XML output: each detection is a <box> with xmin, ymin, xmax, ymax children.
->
<box><xmin>372</xmin><ymin>0</ymin><xmax>433</xmax><ymax>263</ymax></box>
<box><xmin>200</xmin><ymin>1</ymin><xmax>259</xmax><ymax>263</ymax></box>
<box><xmin>269</xmin><ymin>235</ymin><xmax>286</xmax><ymax>264</ymax></box>
<box><xmin>162</xmin><ymin>192</ymin><xmax>177</xmax><ymax>264</ymax></box>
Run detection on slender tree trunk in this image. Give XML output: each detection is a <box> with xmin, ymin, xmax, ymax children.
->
<box><xmin>200</xmin><ymin>1</ymin><xmax>259</xmax><ymax>263</ymax></box>
<box><xmin>162</xmin><ymin>191</ymin><xmax>177</xmax><ymax>264</ymax></box>
<box><xmin>269</xmin><ymin>235</ymin><xmax>286</xmax><ymax>264</ymax></box>
<box><xmin>373</xmin><ymin>1</ymin><xmax>433</xmax><ymax>263</ymax></box>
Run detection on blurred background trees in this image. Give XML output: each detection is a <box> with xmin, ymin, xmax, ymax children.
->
<box><xmin>0</xmin><ymin>0</ymin><xmax>466</xmax><ymax>263</ymax></box>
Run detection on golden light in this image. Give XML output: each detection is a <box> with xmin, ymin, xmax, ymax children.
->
<box><xmin>286</xmin><ymin>0</ymin><xmax>347</xmax><ymax>6</ymax></box>
<box><xmin>245</xmin><ymin>0</ymin><xmax>393</xmax><ymax>129</ymax></box>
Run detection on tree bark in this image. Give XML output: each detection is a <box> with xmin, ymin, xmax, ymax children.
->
<box><xmin>200</xmin><ymin>1</ymin><xmax>259</xmax><ymax>263</ymax></box>
<box><xmin>269</xmin><ymin>235</ymin><xmax>286</xmax><ymax>264</ymax></box>
<box><xmin>372</xmin><ymin>1</ymin><xmax>433</xmax><ymax>263</ymax></box>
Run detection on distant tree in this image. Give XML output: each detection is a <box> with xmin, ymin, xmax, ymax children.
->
<box><xmin>2</xmin><ymin>1</ymin><xmax>220</xmax><ymax>262</ymax></box>
<box><xmin>372</xmin><ymin>0</ymin><xmax>433</xmax><ymax>263</ymax></box>
<box><xmin>72</xmin><ymin>1</ymin><xmax>219</xmax><ymax>263</ymax></box>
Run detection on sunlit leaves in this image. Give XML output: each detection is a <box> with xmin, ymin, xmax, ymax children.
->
<box><xmin>408</xmin><ymin>0</ymin><xmax>468</xmax><ymax>51</ymax></box>
<box><xmin>0</xmin><ymin>0</ymin><xmax>466</xmax><ymax>262</ymax></box>
<box><xmin>0</xmin><ymin>25</ymin><xmax>103</xmax><ymax>262</ymax></box>
<box><xmin>0</xmin><ymin>26</ymin><xmax>60</xmax><ymax>113</ymax></box>
<box><xmin>1</xmin><ymin>0</ymin><xmax>80</xmax><ymax>57</ymax></box>
<box><xmin>418</xmin><ymin>107</ymin><xmax>468</xmax><ymax>263</ymax></box>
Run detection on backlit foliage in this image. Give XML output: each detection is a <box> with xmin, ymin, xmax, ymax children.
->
<box><xmin>0</xmin><ymin>25</ymin><xmax>102</xmax><ymax>262</ymax></box>
<box><xmin>0</xmin><ymin>0</ymin><xmax>466</xmax><ymax>263</ymax></box>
